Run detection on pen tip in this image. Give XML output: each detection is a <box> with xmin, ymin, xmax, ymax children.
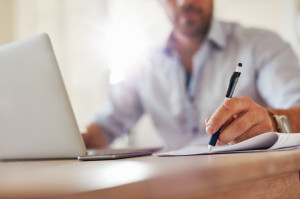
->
<box><xmin>208</xmin><ymin>145</ymin><xmax>213</xmax><ymax>153</ymax></box>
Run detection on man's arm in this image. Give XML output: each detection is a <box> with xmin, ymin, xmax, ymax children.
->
<box><xmin>206</xmin><ymin>97</ymin><xmax>300</xmax><ymax>145</ymax></box>
<box><xmin>206</xmin><ymin>29</ymin><xmax>300</xmax><ymax>145</ymax></box>
<box><xmin>82</xmin><ymin>62</ymin><xmax>145</xmax><ymax>149</ymax></box>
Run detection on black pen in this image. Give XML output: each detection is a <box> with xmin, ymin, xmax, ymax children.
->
<box><xmin>208</xmin><ymin>63</ymin><xmax>243</xmax><ymax>152</ymax></box>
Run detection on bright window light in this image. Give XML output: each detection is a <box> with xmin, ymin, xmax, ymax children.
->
<box><xmin>104</xmin><ymin>19</ymin><xmax>148</xmax><ymax>85</ymax></box>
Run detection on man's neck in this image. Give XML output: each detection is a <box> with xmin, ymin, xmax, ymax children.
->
<box><xmin>173</xmin><ymin>30</ymin><xmax>204</xmax><ymax>53</ymax></box>
<box><xmin>173</xmin><ymin>30</ymin><xmax>205</xmax><ymax>75</ymax></box>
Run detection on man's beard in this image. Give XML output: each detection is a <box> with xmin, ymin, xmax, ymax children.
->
<box><xmin>176</xmin><ymin>4</ymin><xmax>212</xmax><ymax>37</ymax></box>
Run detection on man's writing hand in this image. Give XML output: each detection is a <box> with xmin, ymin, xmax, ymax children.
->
<box><xmin>205</xmin><ymin>97</ymin><xmax>275</xmax><ymax>145</ymax></box>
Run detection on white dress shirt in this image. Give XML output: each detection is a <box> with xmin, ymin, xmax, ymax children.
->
<box><xmin>93</xmin><ymin>19</ymin><xmax>300</xmax><ymax>149</ymax></box>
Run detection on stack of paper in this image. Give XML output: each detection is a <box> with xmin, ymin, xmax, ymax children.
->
<box><xmin>155</xmin><ymin>132</ymin><xmax>300</xmax><ymax>157</ymax></box>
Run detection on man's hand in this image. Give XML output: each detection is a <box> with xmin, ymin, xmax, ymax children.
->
<box><xmin>82</xmin><ymin>124</ymin><xmax>108</xmax><ymax>149</ymax></box>
<box><xmin>205</xmin><ymin>97</ymin><xmax>276</xmax><ymax>145</ymax></box>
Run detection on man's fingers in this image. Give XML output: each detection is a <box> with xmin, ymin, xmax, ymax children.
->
<box><xmin>230</xmin><ymin>122</ymin><xmax>273</xmax><ymax>144</ymax></box>
<box><xmin>218</xmin><ymin>110</ymin><xmax>264</xmax><ymax>144</ymax></box>
<box><xmin>222</xmin><ymin>114</ymin><xmax>238</xmax><ymax>130</ymax></box>
<box><xmin>206</xmin><ymin>97</ymin><xmax>255</xmax><ymax>135</ymax></box>
<box><xmin>205</xmin><ymin>116</ymin><xmax>211</xmax><ymax>125</ymax></box>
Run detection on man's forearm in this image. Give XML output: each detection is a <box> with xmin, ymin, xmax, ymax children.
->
<box><xmin>268</xmin><ymin>104</ymin><xmax>300</xmax><ymax>133</ymax></box>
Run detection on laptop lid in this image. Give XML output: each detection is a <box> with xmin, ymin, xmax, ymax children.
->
<box><xmin>0</xmin><ymin>33</ymin><xmax>86</xmax><ymax>160</ymax></box>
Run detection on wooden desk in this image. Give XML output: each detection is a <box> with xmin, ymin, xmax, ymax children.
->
<box><xmin>1</xmin><ymin>150</ymin><xmax>300</xmax><ymax>199</ymax></box>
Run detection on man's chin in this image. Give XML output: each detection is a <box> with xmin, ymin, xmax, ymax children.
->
<box><xmin>179</xmin><ymin>27</ymin><xmax>208</xmax><ymax>38</ymax></box>
<box><xmin>177</xmin><ymin>20</ymin><xmax>210</xmax><ymax>38</ymax></box>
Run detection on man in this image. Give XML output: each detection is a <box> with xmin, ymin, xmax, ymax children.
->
<box><xmin>83</xmin><ymin>0</ymin><xmax>300</xmax><ymax>149</ymax></box>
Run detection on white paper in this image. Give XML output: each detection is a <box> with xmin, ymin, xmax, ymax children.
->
<box><xmin>155</xmin><ymin>132</ymin><xmax>300</xmax><ymax>157</ymax></box>
<box><xmin>269</xmin><ymin>133</ymin><xmax>300</xmax><ymax>149</ymax></box>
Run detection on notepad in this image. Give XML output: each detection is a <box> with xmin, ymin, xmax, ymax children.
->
<box><xmin>155</xmin><ymin>132</ymin><xmax>300</xmax><ymax>157</ymax></box>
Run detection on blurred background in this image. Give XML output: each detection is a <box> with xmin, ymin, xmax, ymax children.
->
<box><xmin>1</xmin><ymin>0</ymin><xmax>300</xmax><ymax>148</ymax></box>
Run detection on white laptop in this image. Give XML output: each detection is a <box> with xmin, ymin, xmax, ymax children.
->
<box><xmin>0</xmin><ymin>34</ymin><xmax>159</xmax><ymax>160</ymax></box>
<box><xmin>0</xmin><ymin>34</ymin><xmax>86</xmax><ymax>160</ymax></box>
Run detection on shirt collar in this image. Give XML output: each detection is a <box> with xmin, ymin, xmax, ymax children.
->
<box><xmin>163</xmin><ymin>18</ymin><xmax>226</xmax><ymax>55</ymax></box>
<box><xmin>207</xmin><ymin>19</ymin><xmax>226</xmax><ymax>49</ymax></box>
